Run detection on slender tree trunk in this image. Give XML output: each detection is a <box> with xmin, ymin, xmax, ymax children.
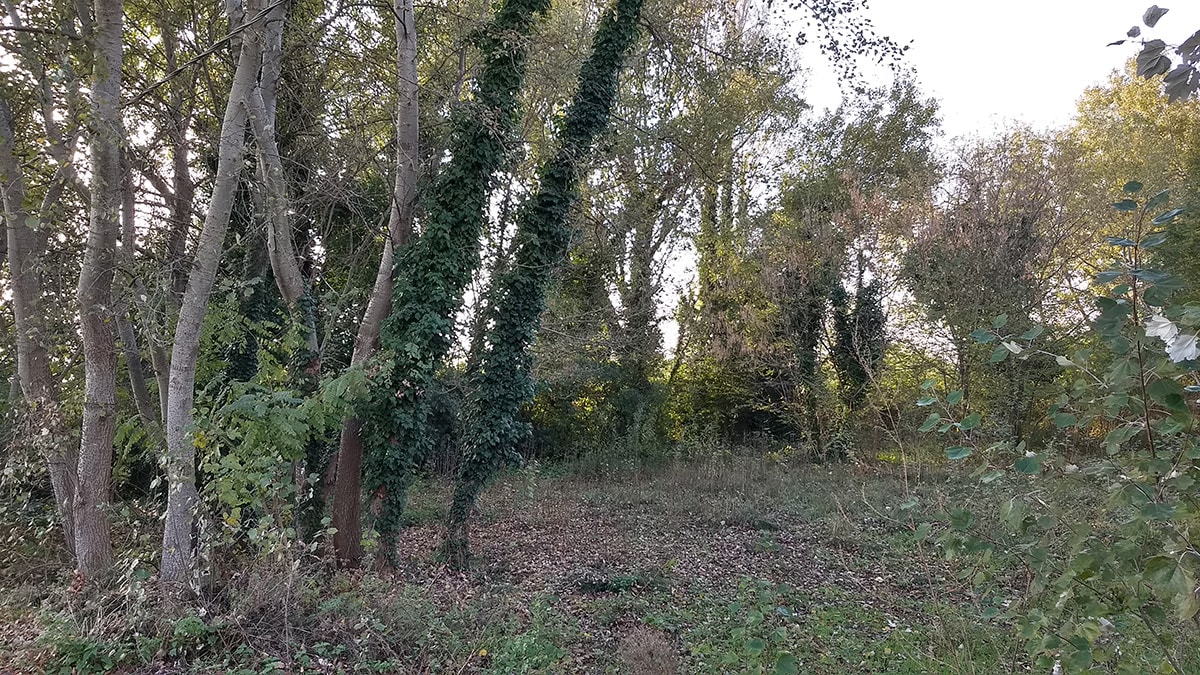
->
<box><xmin>331</xmin><ymin>0</ymin><xmax>419</xmax><ymax>568</ymax></box>
<box><xmin>0</xmin><ymin>97</ymin><xmax>78</xmax><ymax>560</ymax></box>
<box><xmin>116</xmin><ymin>156</ymin><xmax>159</xmax><ymax>428</ymax></box>
<box><xmin>74</xmin><ymin>0</ymin><xmax>124</xmax><ymax>581</ymax></box>
<box><xmin>160</xmin><ymin>6</ymin><xmax>263</xmax><ymax>592</ymax></box>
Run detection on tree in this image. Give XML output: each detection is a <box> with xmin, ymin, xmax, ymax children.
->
<box><xmin>74</xmin><ymin>0</ymin><xmax>123</xmax><ymax>581</ymax></box>
<box><xmin>361</xmin><ymin>0</ymin><xmax>552</xmax><ymax>563</ymax></box>
<box><xmin>330</xmin><ymin>0</ymin><xmax>419</xmax><ymax>568</ymax></box>
<box><xmin>161</xmin><ymin>0</ymin><xmax>271</xmax><ymax>592</ymax></box>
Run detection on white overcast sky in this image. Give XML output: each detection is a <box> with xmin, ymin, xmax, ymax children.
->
<box><xmin>800</xmin><ymin>0</ymin><xmax>1200</xmax><ymax>139</ymax></box>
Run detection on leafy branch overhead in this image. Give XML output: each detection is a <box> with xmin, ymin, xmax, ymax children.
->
<box><xmin>1111</xmin><ymin>5</ymin><xmax>1200</xmax><ymax>102</ymax></box>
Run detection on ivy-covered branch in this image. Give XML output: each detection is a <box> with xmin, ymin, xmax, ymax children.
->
<box><xmin>360</xmin><ymin>0</ymin><xmax>551</xmax><ymax>561</ymax></box>
<box><xmin>442</xmin><ymin>0</ymin><xmax>647</xmax><ymax>570</ymax></box>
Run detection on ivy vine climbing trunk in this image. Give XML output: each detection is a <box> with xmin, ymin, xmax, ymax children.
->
<box><xmin>74</xmin><ymin>0</ymin><xmax>124</xmax><ymax>581</ymax></box>
<box><xmin>160</xmin><ymin>2</ymin><xmax>265</xmax><ymax>592</ymax></box>
<box><xmin>442</xmin><ymin>0</ymin><xmax>646</xmax><ymax>570</ymax></box>
<box><xmin>360</xmin><ymin>0</ymin><xmax>551</xmax><ymax>565</ymax></box>
<box><xmin>331</xmin><ymin>0</ymin><xmax>419</xmax><ymax>568</ymax></box>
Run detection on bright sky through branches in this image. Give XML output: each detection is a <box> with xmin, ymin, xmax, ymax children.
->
<box><xmin>801</xmin><ymin>0</ymin><xmax>1200</xmax><ymax>139</ymax></box>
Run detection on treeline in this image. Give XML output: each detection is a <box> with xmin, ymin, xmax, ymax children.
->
<box><xmin>2</xmin><ymin>0</ymin><xmax>1199</xmax><ymax>603</ymax></box>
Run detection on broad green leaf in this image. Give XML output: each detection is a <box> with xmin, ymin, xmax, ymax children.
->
<box><xmin>913</xmin><ymin>522</ymin><xmax>932</xmax><ymax>541</ymax></box>
<box><xmin>947</xmin><ymin>390</ymin><xmax>964</xmax><ymax>405</ymax></box>
<box><xmin>773</xmin><ymin>652</ymin><xmax>799</xmax><ymax>675</ymax></box>
<box><xmin>1019</xmin><ymin>326</ymin><xmax>1044</xmax><ymax>340</ymax></box>
<box><xmin>1111</xmin><ymin>199</ymin><xmax>1138</xmax><ymax>212</ymax></box>
<box><xmin>745</xmin><ymin>637</ymin><xmax>766</xmax><ymax>654</ymax></box>
<box><xmin>1053</xmin><ymin>412</ymin><xmax>1077</xmax><ymax>428</ymax></box>
<box><xmin>1146</xmin><ymin>378</ymin><xmax>1189</xmax><ymax>414</ymax></box>
<box><xmin>991</xmin><ymin>314</ymin><xmax>1009</xmax><ymax>329</ymax></box>
<box><xmin>959</xmin><ymin>412</ymin><xmax>982</xmax><ymax>431</ymax></box>
<box><xmin>981</xmin><ymin>469</ymin><xmax>1004</xmax><ymax>483</ymax></box>
<box><xmin>1015</xmin><ymin>454</ymin><xmax>1043</xmax><ymax>474</ymax></box>
<box><xmin>1123</xmin><ymin>180</ymin><xmax>1143</xmax><ymax>193</ymax></box>
<box><xmin>970</xmin><ymin>328</ymin><xmax>995</xmax><ymax>344</ymax></box>
<box><xmin>916</xmin><ymin>396</ymin><xmax>937</xmax><ymax>407</ymax></box>
<box><xmin>1055</xmin><ymin>355</ymin><xmax>1075</xmax><ymax>367</ymax></box>
<box><xmin>1104</xmin><ymin>236</ymin><xmax>1138</xmax><ymax>247</ymax></box>
<box><xmin>946</xmin><ymin>446</ymin><xmax>972</xmax><ymax>460</ymax></box>
<box><xmin>1140</xmin><ymin>502</ymin><xmax>1176</xmax><ymax>521</ymax></box>
<box><xmin>989</xmin><ymin>345</ymin><xmax>1010</xmax><ymax>363</ymax></box>
<box><xmin>918</xmin><ymin>412</ymin><xmax>941</xmax><ymax>432</ymax></box>
<box><xmin>1140</xmin><ymin>232</ymin><xmax>1168</xmax><ymax>248</ymax></box>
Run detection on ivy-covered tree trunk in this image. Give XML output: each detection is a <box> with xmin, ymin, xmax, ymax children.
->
<box><xmin>331</xmin><ymin>0</ymin><xmax>419</xmax><ymax>569</ymax></box>
<box><xmin>74</xmin><ymin>0</ymin><xmax>124</xmax><ymax>581</ymax></box>
<box><xmin>442</xmin><ymin>0</ymin><xmax>646</xmax><ymax>570</ymax></box>
<box><xmin>360</xmin><ymin>0</ymin><xmax>551</xmax><ymax>563</ymax></box>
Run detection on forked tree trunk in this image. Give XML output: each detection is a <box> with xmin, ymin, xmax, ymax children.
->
<box><xmin>0</xmin><ymin>97</ymin><xmax>79</xmax><ymax>560</ymax></box>
<box><xmin>74</xmin><ymin>0</ymin><xmax>124</xmax><ymax>581</ymax></box>
<box><xmin>160</xmin><ymin>4</ymin><xmax>264</xmax><ymax>592</ymax></box>
<box><xmin>331</xmin><ymin>0</ymin><xmax>419</xmax><ymax>568</ymax></box>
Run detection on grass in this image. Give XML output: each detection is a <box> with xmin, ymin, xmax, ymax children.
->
<box><xmin>0</xmin><ymin>455</ymin><xmax>1188</xmax><ymax>673</ymax></box>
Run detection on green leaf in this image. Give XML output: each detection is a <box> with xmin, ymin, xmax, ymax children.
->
<box><xmin>745</xmin><ymin>637</ymin><xmax>766</xmax><ymax>654</ymax></box>
<box><xmin>1111</xmin><ymin>199</ymin><xmax>1138</xmax><ymax>212</ymax></box>
<box><xmin>949</xmin><ymin>508</ymin><xmax>974</xmax><ymax>530</ymax></box>
<box><xmin>1146</xmin><ymin>189</ymin><xmax>1170</xmax><ymax>210</ymax></box>
<box><xmin>1055</xmin><ymin>355</ymin><xmax>1075</xmax><ymax>368</ymax></box>
<box><xmin>916</xmin><ymin>396</ymin><xmax>937</xmax><ymax>407</ymax></box>
<box><xmin>991</xmin><ymin>314</ymin><xmax>1009</xmax><ymax>329</ymax></box>
<box><xmin>1094</xmin><ymin>270</ymin><xmax>1122</xmax><ymax>284</ymax></box>
<box><xmin>1104</xmin><ymin>424</ymin><xmax>1141</xmax><ymax>454</ymax></box>
<box><xmin>773</xmin><ymin>652</ymin><xmax>799</xmax><ymax>675</ymax></box>
<box><xmin>1105</xmin><ymin>236</ymin><xmax>1138</xmax><ymax>247</ymax></box>
<box><xmin>1019</xmin><ymin>326</ymin><xmax>1044</xmax><ymax>340</ymax></box>
<box><xmin>1140</xmin><ymin>232</ymin><xmax>1168</xmax><ymax>248</ymax></box>
<box><xmin>959</xmin><ymin>412</ymin><xmax>982</xmax><ymax>431</ymax></box>
<box><xmin>989</xmin><ymin>345</ymin><xmax>1010</xmax><ymax>363</ymax></box>
<box><xmin>919</xmin><ymin>379</ymin><xmax>937</xmax><ymax>390</ymax></box>
<box><xmin>1147</xmin><ymin>378</ymin><xmax>1190</xmax><ymax>414</ymax></box>
<box><xmin>981</xmin><ymin>469</ymin><xmax>1004</xmax><ymax>483</ymax></box>
<box><xmin>970</xmin><ymin>328</ymin><xmax>996</xmax><ymax>344</ymax></box>
<box><xmin>1014</xmin><ymin>454</ymin><xmax>1043</xmax><ymax>475</ymax></box>
<box><xmin>947</xmin><ymin>390</ymin><xmax>964</xmax><ymax>405</ymax></box>
<box><xmin>918</xmin><ymin>412</ymin><xmax>941</xmax><ymax>433</ymax></box>
<box><xmin>1140</xmin><ymin>502</ymin><xmax>1176</xmax><ymax>521</ymax></box>
<box><xmin>1052</xmin><ymin>412</ymin><xmax>1078</xmax><ymax>428</ymax></box>
<box><xmin>946</xmin><ymin>446</ymin><xmax>972</xmax><ymax>460</ymax></box>
<box><xmin>913</xmin><ymin>522</ymin><xmax>932</xmax><ymax>541</ymax></box>
<box><xmin>1152</xmin><ymin>208</ymin><xmax>1185</xmax><ymax>225</ymax></box>
<box><xmin>1123</xmin><ymin>180</ymin><xmax>1144</xmax><ymax>193</ymax></box>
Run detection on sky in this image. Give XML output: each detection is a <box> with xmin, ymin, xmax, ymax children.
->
<box><xmin>800</xmin><ymin>0</ymin><xmax>1200</xmax><ymax>140</ymax></box>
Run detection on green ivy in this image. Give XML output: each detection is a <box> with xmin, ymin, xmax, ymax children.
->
<box><xmin>442</xmin><ymin>0</ymin><xmax>646</xmax><ymax>569</ymax></box>
<box><xmin>359</xmin><ymin>0</ymin><xmax>552</xmax><ymax>560</ymax></box>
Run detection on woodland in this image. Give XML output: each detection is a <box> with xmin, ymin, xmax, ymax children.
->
<box><xmin>1</xmin><ymin>0</ymin><xmax>1200</xmax><ymax>672</ymax></box>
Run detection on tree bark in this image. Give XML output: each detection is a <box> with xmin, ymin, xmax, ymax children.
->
<box><xmin>160</xmin><ymin>5</ymin><xmax>263</xmax><ymax>592</ymax></box>
<box><xmin>331</xmin><ymin>0</ymin><xmax>419</xmax><ymax>567</ymax></box>
<box><xmin>74</xmin><ymin>0</ymin><xmax>124</xmax><ymax>581</ymax></box>
<box><xmin>0</xmin><ymin>97</ymin><xmax>78</xmax><ymax>560</ymax></box>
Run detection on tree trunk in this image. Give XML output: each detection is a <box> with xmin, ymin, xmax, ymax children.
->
<box><xmin>332</xmin><ymin>0</ymin><xmax>419</xmax><ymax>568</ymax></box>
<box><xmin>0</xmin><ymin>97</ymin><xmax>79</xmax><ymax>560</ymax></box>
<box><xmin>160</xmin><ymin>5</ymin><xmax>263</xmax><ymax>592</ymax></box>
<box><xmin>74</xmin><ymin>0</ymin><xmax>124</xmax><ymax>581</ymax></box>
